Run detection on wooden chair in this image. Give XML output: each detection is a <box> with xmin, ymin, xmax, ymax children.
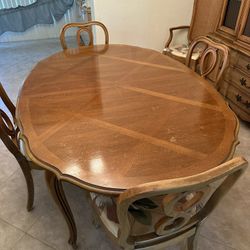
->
<box><xmin>91</xmin><ymin>157</ymin><xmax>247</xmax><ymax>249</ymax></box>
<box><xmin>60</xmin><ymin>21</ymin><xmax>109</xmax><ymax>50</ymax></box>
<box><xmin>185</xmin><ymin>36</ymin><xmax>229</xmax><ymax>89</ymax></box>
<box><xmin>163</xmin><ymin>0</ymin><xmax>224</xmax><ymax>64</ymax></box>
<box><xmin>0</xmin><ymin>83</ymin><xmax>41</xmax><ymax>211</ymax></box>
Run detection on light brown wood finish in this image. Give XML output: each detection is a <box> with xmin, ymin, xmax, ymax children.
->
<box><xmin>114</xmin><ymin>157</ymin><xmax>248</xmax><ymax>249</ymax></box>
<box><xmin>0</xmin><ymin>83</ymin><xmax>42</xmax><ymax>211</ymax></box>
<box><xmin>186</xmin><ymin>36</ymin><xmax>230</xmax><ymax>88</ymax></box>
<box><xmin>188</xmin><ymin>0</ymin><xmax>224</xmax><ymax>41</ymax></box>
<box><xmin>210</xmin><ymin>0</ymin><xmax>250</xmax><ymax>122</ymax></box>
<box><xmin>60</xmin><ymin>21</ymin><xmax>109</xmax><ymax>50</ymax></box>
<box><xmin>17</xmin><ymin>44</ymin><xmax>239</xmax><ymax>195</ymax></box>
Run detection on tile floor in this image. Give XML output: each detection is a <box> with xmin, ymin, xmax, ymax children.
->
<box><xmin>0</xmin><ymin>39</ymin><xmax>249</xmax><ymax>250</ymax></box>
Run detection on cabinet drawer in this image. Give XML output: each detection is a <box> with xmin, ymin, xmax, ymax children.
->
<box><xmin>236</xmin><ymin>54</ymin><xmax>250</xmax><ymax>74</ymax></box>
<box><xmin>226</xmin><ymin>68</ymin><xmax>250</xmax><ymax>94</ymax></box>
<box><xmin>227</xmin><ymin>85</ymin><xmax>250</xmax><ymax>114</ymax></box>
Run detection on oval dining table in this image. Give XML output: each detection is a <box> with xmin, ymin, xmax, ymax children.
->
<box><xmin>16</xmin><ymin>44</ymin><xmax>239</xmax><ymax>247</ymax></box>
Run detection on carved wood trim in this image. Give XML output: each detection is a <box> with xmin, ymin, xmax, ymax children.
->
<box><xmin>0</xmin><ymin>82</ymin><xmax>35</xmax><ymax>211</ymax></box>
<box><xmin>116</xmin><ymin>157</ymin><xmax>248</xmax><ymax>249</ymax></box>
<box><xmin>186</xmin><ymin>36</ymin><xmax>230</xmax><ymax>88</ymax></box>
<box><xmin>60</xmin><ymin>21</ymin><xmax>109</xmax><ymax>50</ymax></box>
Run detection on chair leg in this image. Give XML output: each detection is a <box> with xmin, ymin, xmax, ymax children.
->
<box><xmin>187</xmin><ymin>235</ymin><xmax>196</xmax><ymax>250</ymax></box>
<box><xmin>187</xmin><ymin>226</ymin><xmax>201</xmax><ymax>250</ymax></box>
<box><xmin>18</xmin><ymin>160</ymin><xmax>34</xmax><ymax>212</ymax></box>
<box><xmin>45</xmin><ymin>171</ymin><xmax>77</xmax><ymax>249</ymax></box>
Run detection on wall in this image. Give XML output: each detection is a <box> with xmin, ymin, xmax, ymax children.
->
<box><xmin>93</xmin><ymin>0</ymin><xmax>194</xmax><ymax>52</ymax></box>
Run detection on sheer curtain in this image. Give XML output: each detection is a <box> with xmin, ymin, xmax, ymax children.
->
<box><xmin>0</xmin><ymin>0</ymin><xmax>75</xmax><ymax>36</ymax></box>
<box><xmin>0</xmin><ymin>0</ymin><xmax>37</xmax><ymax>9</ymax></box>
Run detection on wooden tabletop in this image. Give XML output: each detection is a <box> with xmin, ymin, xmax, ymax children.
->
<box><xmin>17</xmin><ymin>44</ymin><xmax>238</xmax><ymax>194</ymax></box>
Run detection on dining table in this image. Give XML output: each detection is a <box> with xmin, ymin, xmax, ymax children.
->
<box><xmin>16</xmin><ymin>44</ymin><xmax>239</xmax><ymax>247</ymax></box>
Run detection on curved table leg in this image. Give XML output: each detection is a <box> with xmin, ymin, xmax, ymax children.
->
<box><xmin>45</xmin><ymin>171</ymin><xmax>77</xmax><ymax>249</ymax></box>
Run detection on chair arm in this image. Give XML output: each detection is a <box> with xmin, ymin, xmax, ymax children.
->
<box><xmin>164</xmin><ymin>25</ymin><xmax>190</xmax><ymax>52</ymax></box>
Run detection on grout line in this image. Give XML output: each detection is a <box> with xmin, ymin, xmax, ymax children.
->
<box><xmin>24</xmin><ymin>232</ymin><xmax>57</xmax><ymax>250</ymax></box>
<box><xmin>0</xmin><ymin>217</ymin><xmax>26</xmax><ymax>249</ymax></box>
<box><xmin>199</xmin><ymin>232</ymin><xmax>237</xmax><ymax>250</ymax></box>
<box><xmin>0</xmin><ymin>217</ymin><xmax>26</xmax><ymax>234</ymax></box>
<box><xmin>0</xmin><ymin>169</ymin><xmax>19</xmax><ymax>190</ymax></box>
<box><xmin>10</xmin><ymin>233</ymin><xmax>26</xmax><ymax>250</ymax></box>
<box><xmin>10</xmin><ymin>232</ymin><xmax>56</xmax><ymax>250</ymax></box>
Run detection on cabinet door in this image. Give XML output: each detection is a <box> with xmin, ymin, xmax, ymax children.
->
<box><xmin>218</xmin><ymin>0</ymin><xmax>244</xmax><ymax>36</ymax></box>
<box><xmin>237</xmin><ymin>0</ymin><xmax>250</xmax><ymax>45</ymax></box>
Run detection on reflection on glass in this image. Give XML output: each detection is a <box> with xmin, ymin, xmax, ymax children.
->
<box><xmin>223</xmin><ymin>0</ymin><xmax>242</xmax><ymax>29</ymax></box>
<box><xmin>243</xmin><ymin>12</ymin><xmax>250</xmax><ymax>37</ymax></box>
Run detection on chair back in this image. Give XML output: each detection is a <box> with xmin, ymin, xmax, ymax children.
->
<box><xmin>186</xmin><ymin>36</ymin><xmax>229</xmax><ymax>88</ymax></box>
<box><xmin>0</xmin><ymin>83</ymin><xmax>24</xmax><ymax>161</ymax></box>
<box><xmin>116</xmin><ymin>157</ymin><xmax>247</xmax><ymax>249</ymax></box>
<box><xmin>60</xmin><ymin>21</ymin><xmax>109</xmax><ymax>50</ymax></box>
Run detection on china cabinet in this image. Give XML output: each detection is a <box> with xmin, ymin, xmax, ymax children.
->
<box><xmin>210</xmin><ymin>0</ymin><xmax>250</xmax><ymax>122</ymax></box>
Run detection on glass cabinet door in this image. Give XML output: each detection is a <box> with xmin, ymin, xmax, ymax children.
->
<box><xmin>218</xmin><ymin>0</ymin><xmax>243</xmax><ymax>35</ymax></box>
<box><xmin>242</xmin><ymin>9</ymin><xmax>250</xmax><ymax>37</ymax></box>
<box><xmin>238</xmin><ymin>1</ymin><xmax>250</xmax><ymax>45</ymax></box>
<box><xmin>223</xmin><ymin>0</ymin><xmax>242</xmax><ymax>29</ymax></box>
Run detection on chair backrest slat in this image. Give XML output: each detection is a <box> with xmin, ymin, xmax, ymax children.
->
<box><xmin>0</xmin><ymin>83</ymin><xmax>24</xmax><ymax>161</ymax></box>
<box><xmin>185</xmin><ymin>36</ymin><xmax>229</xmax><ymax>89</ymax></box>
<box><xmin>116</xmin><ymin>157</ymin><xmax>247</xmax><ymax>249</ymax></box>
<box><xmin>60</xmin><ymin>21</ymin><xmax>109</xmax><ymax>50</ymax></box>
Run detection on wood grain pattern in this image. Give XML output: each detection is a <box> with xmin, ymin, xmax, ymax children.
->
<box><xmin>60</xmin><ymin>21</ymin><xmax>109</xmax><ymax>50</ymax></box>
<box><xmin>16</xmin><ymin>44</ymin><xmax>239</xmax><ymax>194</ymax></box>
<box><xmin>186</xmin><ymin>36</ymin><xmax>230</xmax><ymax>88</ymax></box>
<box><xmin>210</xmin><ymin>0</ymin><xmax>250</xmax><ymax>122</ymax></box>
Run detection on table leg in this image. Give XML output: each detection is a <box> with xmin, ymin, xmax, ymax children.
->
<box><xmin>45</xmin><ymin>171</ymin><xmax>77</xmax><ymax>249</ymax></box>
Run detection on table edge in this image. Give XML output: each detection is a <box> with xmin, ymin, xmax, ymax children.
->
<box><xmin>16</xmin><ymin>111</ymin><xmax>240</xmax><ymax>195</ymax></box>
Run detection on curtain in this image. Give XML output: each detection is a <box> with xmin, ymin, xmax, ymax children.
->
<box><xmin>0</xmin><ymin>0</ymin><xmax>74</xmax><ymax>35</ymax></box>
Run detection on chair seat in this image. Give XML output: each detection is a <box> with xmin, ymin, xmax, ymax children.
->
<box><xmin>90</xmin><ymin>192</ymin><xmax>198</xmax><ymax>238</ymax></box>
<box><xmin>163</xmin><ymin>44</ymin><xmax>200</xmax><ymax>60</ymax></box>
<box><xmin>90</xmin><ymin>193</ymin><xmax>119</xmax><ymax>237</ymax></box>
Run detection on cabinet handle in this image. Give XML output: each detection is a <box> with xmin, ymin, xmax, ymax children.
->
<box><xmin>235</xmin><ymin>94</ymin><xmax>250</xmax><ymax>109</ymax></box>
<box><xmin>247</xmin><ymin>64</ymin><xmax>250</xmax><ymax>71</ymax></box>
<box><xmin>240</xmin><ymin>78</ymin><xmax>250</xmax><ymax>89</ymax></box>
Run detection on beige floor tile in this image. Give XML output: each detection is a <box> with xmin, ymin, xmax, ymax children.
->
<box><xmin>27</xmin><ymin>207</ymin><xmax>75</xmax><ymax>250</ymax></box>
<box><xmin>0</xmin><ymin>219</ymin><xmax>24</xmax><ymax>250</ymax></box>
<box><xmin>0</xmin><ymin>144</ymin><xmax>18</xmax><ymax>188</ymax></box>
<box><xmin>197</xmin><ymin>235</ymin><xmax>236</xmax><ymax>250</ymax></box>
<box><xmin>200</xmin><ymin>189</ymin><xmax>250</xmax><ymax>250</ymax></box>
<box><xmin>12</xmin><ymin>234</ymin><xmax>54</xmax><ymax>250</ymax></box>
<box><xmin>0</xmin><ymin>169</ymin><xmax>38</xmax><ymax>231</ymax></box>
<box><xmin>0</xmin><ymin>168</ymin><xmax>53</xmax><ymax>232</ymax></box>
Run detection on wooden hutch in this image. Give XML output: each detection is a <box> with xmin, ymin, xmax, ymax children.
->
<box><xmin>209</xmin><ymin>0</ymin><xmax>250</xmax><ymax>122</ymax></box>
